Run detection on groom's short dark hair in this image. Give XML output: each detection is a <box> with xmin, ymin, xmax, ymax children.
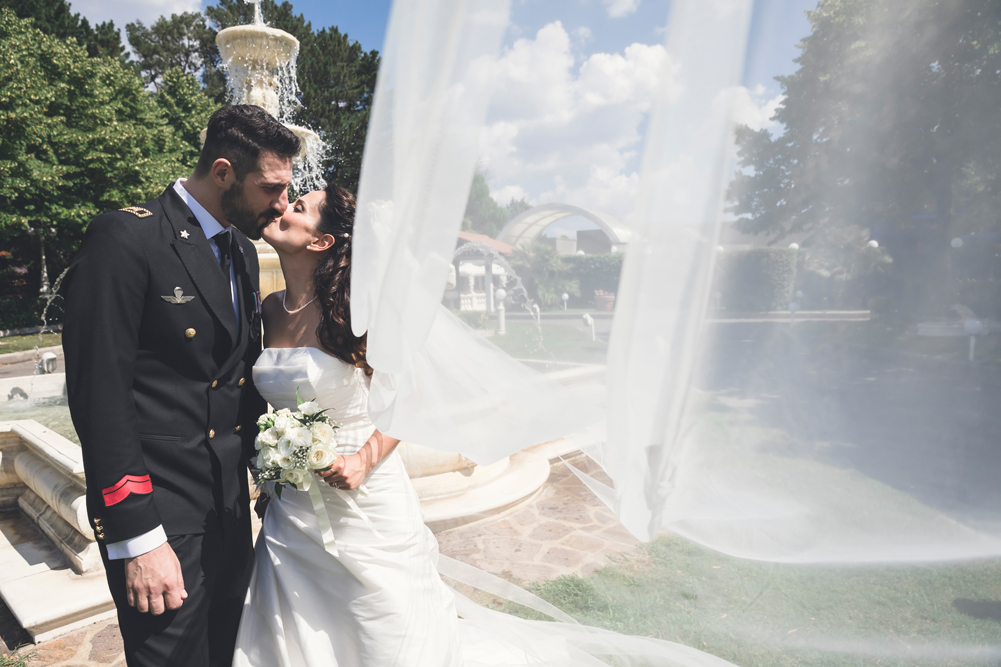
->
<box><xmin>194</xmin><ymin>105</ymin><xmax>301</xmax><ymax>180</ymax></box>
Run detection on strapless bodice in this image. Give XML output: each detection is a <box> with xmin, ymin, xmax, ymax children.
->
<box><xmin>253</xmin><ymin>347</ymin><xmax>374</xmax><ymax>437</ymax></box>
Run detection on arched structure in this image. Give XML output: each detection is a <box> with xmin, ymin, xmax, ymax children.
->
<box><xmin>497</xmin><ymin>203</ymin><xmax>631</xmax><ymax>250</ymax></box>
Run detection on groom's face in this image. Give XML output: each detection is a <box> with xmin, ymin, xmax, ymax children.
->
<box><xmin>222</xmin><ymin>152</ymin><xmax>293</xmax><ymax>240</ymax></box>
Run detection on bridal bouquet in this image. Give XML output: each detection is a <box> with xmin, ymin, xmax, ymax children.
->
<box><xmin>254</xmin><ymin>392</ymin><xmax>341</xmax><ymax>498</ymax></box>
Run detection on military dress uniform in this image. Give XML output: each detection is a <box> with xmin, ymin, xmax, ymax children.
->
<box><xmin>63</xmin><ymin>182</ymin><xmax>267</xmax><ymax>667</ymax></box>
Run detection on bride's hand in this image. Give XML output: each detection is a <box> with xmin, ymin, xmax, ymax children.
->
<box><xmin>319</xmin><ymin>454</ymin><xmax>370</xmax><ymax>490</ymax></box>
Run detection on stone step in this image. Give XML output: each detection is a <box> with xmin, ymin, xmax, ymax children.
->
<box><xmin>420</xmin><ymin>450</ymin><xmax>551</xmax><ymax>533</ymax></box>
<box><xmin>0</xmin><ymin>510</ymin><xmax>114</xmax><ymax>643</ymax></box>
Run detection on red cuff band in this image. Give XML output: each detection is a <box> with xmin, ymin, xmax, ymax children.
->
<box><xmin>102</xmin><ymin>475</ymin><xmax>153</xmax><ymax>506</ymax></box>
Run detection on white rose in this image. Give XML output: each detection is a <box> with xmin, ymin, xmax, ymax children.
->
<box><xmin>277</xmin><ymin>453</ymin><xmax>294</xmax><ymax>469</ymax></box>
<box><xmin>309</xmin><ymin>421</ymin><xmax>335</xmax><ymax>445</ymax></box>
<box><xmin>286</xmin><ymin>426</ymin><xmax>312</xmax><ymax>451</ymax></box>
<box><xmin>277</xmin><ymin>436</ymin><xmax>295</xmax><ymax>458</ymax></box>
<box><xmin>282</xmin><ymin>468</ymin><xmax>310</xmax><ymax>490</ymax></box>
<box><xmin>255</xmin><ymin>428</ymin><xmax>278</xmax><ymax>450</ymax></box>
<box><xmin>299</xmin><ymin>401</ymin><xmax>320</xmax><ymax>416</ymax></box>
<box><xmin>257</xmin><ymin>447</ymin><xmax>280</xmax><ymax>469</ymax></box>
<box><xmin>272</xmin><ymin>412</ymin><xmax>294</xmax><ymax>436</ymax></box>
<box><xmin>308</xmin><ymin>441</ymin><xmax>338</xmax><ymax>470</ymax></box>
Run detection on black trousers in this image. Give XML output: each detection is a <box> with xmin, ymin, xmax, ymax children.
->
<box><xmin>101</xmin><ymin>519</ymin><xmax>255</xmax><ymax>667</ymax></box>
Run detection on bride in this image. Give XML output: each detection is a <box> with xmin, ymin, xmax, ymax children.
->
<box><xmin>232</xmin><ymin>181</ymin><xmax>740</xmax><ymax>667</ymax></box>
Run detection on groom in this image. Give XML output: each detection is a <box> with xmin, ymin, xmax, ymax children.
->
<box><xmin>64</xmin><ymin>105</ymin><xmax>300</xmax><ymax>667</ymax></box>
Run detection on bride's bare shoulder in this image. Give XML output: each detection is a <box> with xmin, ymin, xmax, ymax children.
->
<box><xmin>262</xmin><ymin>291</ymin><xmax>283</xmax><ymax>316</ymax></box>
<box><xmin>261</xmin><ymin>291</ymin><xmax>284</xmax><ymax>332</ymax></box>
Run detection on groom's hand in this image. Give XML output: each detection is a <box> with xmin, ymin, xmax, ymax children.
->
<box><xmin>124</xmin><ymin>541</ymin><xmax>187</xmax><ymax>615</ymax></box>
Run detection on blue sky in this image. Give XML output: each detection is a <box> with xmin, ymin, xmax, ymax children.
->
<box><xmin>72</xmin><ymin>0</ymin><xmax>818</xmax><ymax>222</ymax></box>
<box><xmin>279</xmin><ymin>0</ymin><xmax>815</xmax><ymax>96</ymax></box>
<box><xmin>73</xmin><ymin>0</ymin><xmax>814</xmax><ymax>95</ymax></box>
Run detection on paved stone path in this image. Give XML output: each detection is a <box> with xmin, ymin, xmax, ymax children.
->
<box><xmin>0</xmin><ymin>350</ymin><xmax>63</xmax><ymax>380</ymax></box>
<box><xmin>2</xmin><ymin>455</ymin><xmax>639</xmax><ymax>666</ymax></box>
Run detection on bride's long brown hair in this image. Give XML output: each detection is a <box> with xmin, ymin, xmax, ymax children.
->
<box><xmin>313</xmin><ymin>181</ymin><xmax>371</xmax><ymax>375</ymax></box>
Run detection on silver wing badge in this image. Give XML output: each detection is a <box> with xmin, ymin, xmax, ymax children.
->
<box><xmin>162</xmin><ymin>287</ymin><xmax>195</xmax><ymax>304</ymax></box>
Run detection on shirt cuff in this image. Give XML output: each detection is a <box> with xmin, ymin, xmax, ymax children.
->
<box><xmin>105</xmin><ymin>525</ymin><xmax>168</xmax><ymax>560</ymax></box>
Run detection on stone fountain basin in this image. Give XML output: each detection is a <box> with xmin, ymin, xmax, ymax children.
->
<box><xmin>216</xmin><ymin>24</ymin><xmax>299</xmax><ymax>67</ymax></box>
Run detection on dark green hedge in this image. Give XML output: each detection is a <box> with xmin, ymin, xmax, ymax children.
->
<box><xmin>716</xmin><ymin>248</ymin><xmax>798</xmax><ymax>312</ymax></box>
<box><xmin>563</xmin><ymin>254</ymin><xmax>624</xmax><ymax>301</ymax></box>
<box><xmin>0</xmin><ymin>295</ymin><xmax>64</xmax><ymax>330</ymax></box>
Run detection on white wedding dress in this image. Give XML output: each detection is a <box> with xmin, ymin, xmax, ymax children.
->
<box><xmin>233</xmin><ymin>347</ymin><xmax>740</xmax><ymax>667</ymax></box>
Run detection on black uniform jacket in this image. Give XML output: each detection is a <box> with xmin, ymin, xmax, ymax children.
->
<box><xmin>63</xmin><ymin>185</ymin><xmax>268</xmax><ymax>544</ymax></box>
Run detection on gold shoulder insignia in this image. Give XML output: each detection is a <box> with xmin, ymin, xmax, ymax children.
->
<box><xmin>120</xmin><ymin>206</ymin><xmax>153</xmax><ymax>218</ymax></box>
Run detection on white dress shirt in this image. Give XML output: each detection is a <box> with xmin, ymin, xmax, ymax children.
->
<box><xmin>105</xmin><ymin>179</ymin><xmax>240</xmax><ymax>560</ymax></box>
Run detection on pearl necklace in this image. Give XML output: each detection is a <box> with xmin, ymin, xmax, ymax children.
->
<box><xmin>282</xmin><ymin>290</ymin><xmax>316</xmax><ymax>314</ymax></box>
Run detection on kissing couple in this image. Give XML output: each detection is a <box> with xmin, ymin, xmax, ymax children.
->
<box><xmin>64</xmin><ymin>105</ymin><xmax>741</xmax><ymax>667</ymax></box>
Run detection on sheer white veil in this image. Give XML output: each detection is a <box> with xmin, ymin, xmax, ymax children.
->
<box><xmin>350</xmin><ymin>0</ymin><xmax>1001</xmax><ymax>661</ymax></box>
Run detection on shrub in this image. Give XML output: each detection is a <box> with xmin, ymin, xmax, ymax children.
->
<box><xmin>456</xmin><ymin>310</ymin><xmax>489</xmax><ymax>329</ymax></box>
<box><xmin>715</xmin><ymin>248</ymin><xmax>798</xmax><ymax>312</ymax></box>
<box><xmin>563</xmin><ymin>254</ymin><xmax>624</xmax><ymax>305</ymax></box>
<box><xmin>510</xmin><ymin>243</ymin><xmax>580</xmax><ymax>310</ymax></box>
<box><xmin>0</xmin><ymin>295</ymin><xmax>63</xmax><ymax>330</ymax></box>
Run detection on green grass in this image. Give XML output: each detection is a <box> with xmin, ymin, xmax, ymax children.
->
<box><xmin>0</xmin><ymin>648</ymin><xmax>36</xmax><ymax>667</ymax></box>
<box><xmin>493</xmin><ymin>534</ymin><xmax>1001</xmax><ymax>667</ymax></box>
<box><xmin>0</xmin><ymin>333</ymin><xmax>61</xmax><ymax>356</ymax></box>
<box><xmin>488</xmin><ymin>322</ymin><xmax>607</xmax><ymax>364</ymax></box>
<box><xmin>798</xmin><ymin>319</ymin><xmax>1001</xmax><ymax>366</ymax></box>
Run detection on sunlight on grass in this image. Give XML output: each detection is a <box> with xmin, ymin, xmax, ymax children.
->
<box><xmin>488</xmin><ymin>322</ymin><xmax>607</xmax><ymax>365</ymax></box>
<box><xmin>0</xmin><ymin>333</ymin><xmax>61</xmax><ymax>355</ymax></box>
<box><xmin>496</xmin><ymin>535</ymin><xmax>1001</xmax><ymax>667</ymax></box>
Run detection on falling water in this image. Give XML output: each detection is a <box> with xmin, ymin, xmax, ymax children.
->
<box><xmin>217</xmin><ymin>2</ymin><xmax>329</xmax><ymax>194</ymax></box>
<box><xmin>31</xmin><ymin>267</ymin><xmax>69</xmax><ymax>380</ymax></box>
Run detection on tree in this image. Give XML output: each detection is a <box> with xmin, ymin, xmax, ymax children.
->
<box><xmin>510</xmin><ymin>242</ymin><xmax>580</xmax><ymax>310</ymax></box>
<box><xmin>0</xmin><ymin>0</ymin><xmax>125</xmax><ymax>58</ymax></box>
<box><xmin>203</xmin><ymin>0</ymin><xmax>379</xmax><ymax>192</ymax></box>
<box><xmin>154</xmin><ymin>68</ymin><xmax>220</xmax><ymax>169</ymax></box>
<box><xmin>0</xmin><ymin>9</ymin><xmax>188</xmax><ymax>294</ymax></box>
<box><xmin>462</xmin><ymin>172</ymin><xmax>509</xmax><ymax>238</ymax></box>
<box><xmin>506</xmin><ymin>197</ymin><xmax>531</xmax><ymax>220</ymax></box>
<box><xmin>727</xmin><ymin>0</ymin><xmax>1001</xmax><ymax>313</ymax></box>
<box><xmin>126</xmin><ymin>12</ymin><xmax>214</xmax><ymax>90</ymax></box>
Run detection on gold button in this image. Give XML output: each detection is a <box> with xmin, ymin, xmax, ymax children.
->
<box><xmin>238</xmin><ymin>377</ymin><xmax>246</xmax><ymax>387</ymax></box>
<box><xmin>208</xmin><ymin>429</ymin><xmax>215</xmax><ymax>439</ymax></box>
<box><xmin>233</xmin><ymin>425</ymin><xmax>242</xmax><ymax>433</ymax></box>
<box><xmin>95</xmin><ymin>532</ymin><xmax>104</xmax><ymax>540</ymax></box>
<box><xmin>184</xmin><ymin>328</ymin><xmax>196</xmax><ymax>339</ymax></box>
<box><xmin>211</xmin><ymin>380</ymin><xmax>218</xmax><ymax>389</ymax></box>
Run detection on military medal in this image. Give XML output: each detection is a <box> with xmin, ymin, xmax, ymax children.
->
<box><xmin>162</xmin><ymin>287</ymin><xmax>195</xmax><ymax>304</ymax></box>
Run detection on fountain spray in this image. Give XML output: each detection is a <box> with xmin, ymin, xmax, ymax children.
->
<box><xmin>204</xmin><ymin>0</ymin><xmax>328</xmax><ymax>195</ymax></box>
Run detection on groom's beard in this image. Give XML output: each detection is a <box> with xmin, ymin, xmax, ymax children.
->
<box><xmin>222</xmin><ymin>181</ymin><xmax>280</xmax><ymax>240</ymax></box>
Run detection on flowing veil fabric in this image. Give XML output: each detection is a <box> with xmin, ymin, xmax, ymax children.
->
<box><xmin>347</xmin><ymin>0</ymin><xmax>1001</xmax><ymax>662</ymax></box>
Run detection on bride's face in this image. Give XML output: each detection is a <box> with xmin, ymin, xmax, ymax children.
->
<box><xmin>261</xmin><ymin>190</ymin><xmax>330</xmax><ymax>254</ymax></box>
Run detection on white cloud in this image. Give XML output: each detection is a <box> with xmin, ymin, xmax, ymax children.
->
<box><xmin>479</xmin><ymin>21</ymin><xmax>675</xmax><ymax>221</ymax></box>
<box><xmin>73</xmin><ymin>0</ymin><xmax>202</xmax><ymax>29</ymax></box>
<box><xmin>721</xmin><ymin>84</ymin><xmax>783</xmax><ymax>132</ymax></box>
<box><xmin>602</xmin><ymin>0</ymin><xmax>641</xmax><ymax>19</ymax></box>
<box><xmin>490</xmin><ymin>185</ymin><xmax>528</xmax><ymax>207</ymax></box>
